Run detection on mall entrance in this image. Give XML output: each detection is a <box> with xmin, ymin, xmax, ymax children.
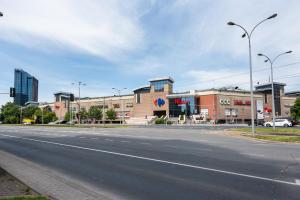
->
<box><xmin>153</xmin><ymin>110</ymin><xmax>166</xmax><ymax>117</ymax></box>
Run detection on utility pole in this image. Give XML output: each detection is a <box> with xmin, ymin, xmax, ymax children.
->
<box><xmin>72</xmin><ymin>82</ymin><xmax>86</xmax><ymax>124</ymax></box>
<box><xmin>112</xmin><ymin>88</ymin><xmax>127</xmax><ymax>124</ymax></box>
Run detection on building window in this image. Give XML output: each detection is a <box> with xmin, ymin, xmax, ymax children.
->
<box><xmin>126</xmin><ymin>103</ymin><xmax>133</xmax><ymax>108</ymax></box>
<box><xmin>136</xmin><ymin>93</ymin><xmax>141</xmax><ymax>104</ymax></box>
<box><xmin>113</xmin><ymin>104</ymin><xmax>120</xmax><ymax>109</ymax></box>
<box><xmin>265</xmin><ymin>94</ymin><xmax>268</xmax><ymax>103</ymax></box>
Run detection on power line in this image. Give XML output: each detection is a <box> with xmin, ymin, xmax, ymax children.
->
<box><xmin>176</xmin><ymin>61</ymin><xmax>300</xmax><ymax>89</ymax></box>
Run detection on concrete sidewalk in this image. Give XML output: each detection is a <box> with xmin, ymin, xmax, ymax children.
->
<box><xmin>0</xmin><ymin>151</ymin><xmax>118</xmax><ymax>200</ymax></box>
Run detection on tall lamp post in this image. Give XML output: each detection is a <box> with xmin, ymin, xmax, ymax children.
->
<box><xmin>227</xmin><ymin>13</ymin><xmax>277</xmax><ymax>136</ymax></box>
<box><xmin>257</xmin><ymin>51</ymin><xmax>292</xmax><ymax>130</ymax></box>
<box><xmin>112</xmin><ymin>88</ymin><xmax>127</xmax><ymax>124</ymax></box>
<box><xmin>72</xmin><ymin>82</ymin><xmax>86</xmax><ymax>124</ymax></box>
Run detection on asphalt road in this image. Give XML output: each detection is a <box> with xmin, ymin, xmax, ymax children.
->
<box><xmin>0</xmin><ymin>126</ymin><xmax>300</xmax><ymax>200</ymax></box>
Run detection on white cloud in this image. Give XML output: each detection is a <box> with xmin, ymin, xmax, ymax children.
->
<box><xmin>0</xmin><ymin>0</ymin><xmax>145</xmax><ymax>60</ymax></box>
<box><xmin>179</xmin><ymin>61</ymin><xmax>300</xmax><ymax>92</ymax></box>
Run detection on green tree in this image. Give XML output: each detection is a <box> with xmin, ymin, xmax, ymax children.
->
<box><xmin>106</xmin><ymin>109</ymin><xmax>116</xmax><ymax>120</ymax></box>
<box><xmin>22</xmin><ymin>106</ymin><xmax>39</xmax><ymax>119</ymax></box>
<box><xmin>291</xmin><ymin>97</ymin><xmax>300</xmax><ymax>121</ymax></box>
<box><xmin>75</xmin><ymin>108</ymin><xmax>88</xmax><ymax>122</ymax></box>
<box><xmin>43</xmin><ymin>111</ymin><xmax>58</xmax><ymax>124</ymax></box>
<box><xmin>1</xmin><ymin>102</ymin><xmax>20</xmax><ymax>124</ymax></box>
<box><xmin>64</xmin><ymin>111</ymin><xmax>71</xmax><ymax>121</ymax></box>
<box><xmin>88</xmin><ymin>106</ymin><xmax>102</xmax><ymax>120</ymax></box>
<box><xmin>34</xmin><ymin>107</ymin><xmax>58</xmax><ymax>124</ymax></box>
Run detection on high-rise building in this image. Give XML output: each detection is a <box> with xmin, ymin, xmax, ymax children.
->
<box><xmin>14</xmin><ymin>69</ymin><xmax>39</xmax><ymax>106</ymax></box>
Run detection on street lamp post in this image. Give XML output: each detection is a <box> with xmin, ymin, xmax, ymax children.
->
<box><xmin>257</xmin><ymin>51</ymin><xmax>292</xmax><ymax>130</ymax></box>
<box><xmin>227</xmin><ymin>13</ymin><xmax>277</xmax><ymax>136</ymax></box>
<box><xmin>72</xmin><ymin>82</ymin><xmax>86</xmax><ymax>124</ymax></box>
<box><xmin>112</xmin><ymin>88</ymin><xmax>127</xmax><ymax>124</ymax></box>
<box><xmin>0</xmin><ymin>12</ymin><xmax>3</xmax><ymax>17</ymax></box>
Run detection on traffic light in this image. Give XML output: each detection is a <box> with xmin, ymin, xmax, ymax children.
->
<box><xmin>10</xmin><ymin>87</ymin><xmax>16</xmax><ymax>97</ymax></box>
<box><xmin>70</xmin><ymin>94</ymin><xmax>74</xmax><ymax>101</ymax></box>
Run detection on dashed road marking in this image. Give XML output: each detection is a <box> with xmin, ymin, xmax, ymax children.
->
<box><xmin>296</xmin><ymin>179</ymin><xmax>300</xmax><ymax>185</ymax></box>
<box><xmin>91</xmin><ymin>138</ymin><xmax>98</xmax><ymax>140</ymax></box>
<box><xmin>120</xmin><ymin>140</ymin><xmax>130</xmax><ymax>143</ymax></box>
<box><xmin>140</xmin><ymin>142</ymin><xmax>152</xmax><ymax>145</ymax></box>
<box><xmin>105</xmin><ymin>139</ymin><xmax>113</xmax><ymax>142</ymax></box>
<box><xmin>240</xmin><ymin>153</ymin><xmax>265</xmax><ymax>157</ymax></box>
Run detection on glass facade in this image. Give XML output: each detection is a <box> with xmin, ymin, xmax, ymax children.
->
<box><xmin>151</xmin><ymin>80</ymin><xmax>172</xmax><ymax>92</ymax></box>
<box><xmin>14</xmin><ymin>69</ymin><xmax>39</xmax><ymax>106</ymax></box>
<box><xmin>169</xmin><ymin>96</ymin><xmax>198</xmax><ymax>117</ymax></box>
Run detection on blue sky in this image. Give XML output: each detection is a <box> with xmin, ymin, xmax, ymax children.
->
<box><xmin>1</xmin><ymin>0</ymin><xmax>300</xmax><ymax>106</ymax></box>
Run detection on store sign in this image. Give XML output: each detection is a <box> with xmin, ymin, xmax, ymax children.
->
<box><xmin>264</xmin><ymin>107</ymin><xmax>272</xmax><ymax>113</ymax></box>
<box><xmin>154</xmin><ymin>98</ymin><xmax>165</xmax><ymax>107</ymax></box>
<box><xmin>234</xmin><ymin>100</ymin><xmax>251</xmax><ymax>106</ymax></box>
<box><xmin>174</xmin><ymin>98</ymin><xmax>189</xmax><ymax>105</ymax></box>
<box><xmin>219</xmin><ymin>99</ymin><xmax>230</xmax><ymax>105</ymax></box>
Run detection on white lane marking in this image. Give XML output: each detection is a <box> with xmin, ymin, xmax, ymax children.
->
<box><xmin>197</xmin><ymin>139</ymin><xmax>209</xmax><ymax>142</ymax></box>
<box><xmin>79</xmin><ymin>137</ymin><xmax>86</xmax><ymax>139</ymax></box>
<box><xmin>198</xmin><ymin>148</ymin><xmax>213</xmax><ymax>152</ymax></box>
<box><xmin>140</xmin><ymin>142</ymin><xmax>152</xmax><ymax>145</ymax></box>
<box><xmin>120</xmin><ymin>140</ymin><xmax>130</xmax><ymax>143</ymax></box>
<box><xmin>91</xmin><ymin>138</ymin><xmax>98</xmax><ymax>140</ymax></box>
<box><xmin>296</xmin><ymin>179</ymin><xmax>300</xmax><ymax>185</ymax></box>
<box><xmin>104</xmin><ymin>139</ymin><xmax>113</xmax><ymax>142</ymax></box>
<box><xmin>165</xmin><ymin>145</ymin><xmax>177</xmax><ymax>148</ymax></box>
<box><xmin>240</xmin><ymin>153</ymin><xmax>265</xmax><ymax>157</ymax></box>
<box><xmin>1</xmin><ymin>134</ymin><xmax>299</xmax><ymax>187</ymax></box>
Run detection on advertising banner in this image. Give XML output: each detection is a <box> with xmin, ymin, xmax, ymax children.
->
<box><xmin>256</xmin><ymin>100</ymin><xmax>264</xmax><ymax>120</ymax></box>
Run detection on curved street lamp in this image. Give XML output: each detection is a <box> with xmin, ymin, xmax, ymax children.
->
<box><xmin>257</xmin><ymin>51</ymin><xmax>292</xmax><ymax>130</ymax></box>
<box><xmin>227</xmin><ymin>13</ymin><xmax>277</xmax><ymax>136</ymax></box>
<box><xmin>72</xmin><ymin>82</ymin><xmax>86</xmax><ymax>124</ymax></box>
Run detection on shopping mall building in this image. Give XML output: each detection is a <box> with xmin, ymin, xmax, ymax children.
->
<box><xmin>48</xmin><ymin>77</ymin><xmax>299</xmax><ymax>124</ymax></box>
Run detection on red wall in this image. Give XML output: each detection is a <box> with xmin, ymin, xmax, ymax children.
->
<box><xmin>199</xmin><ymin>95</ymin><xmax>217</xmax><ymax>120</ymax></box>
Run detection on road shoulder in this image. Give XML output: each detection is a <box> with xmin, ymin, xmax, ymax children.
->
<box><xmin>0</xmin><ymin>150</ymin><xmax>118</xmax><ymax>200</ymax></box>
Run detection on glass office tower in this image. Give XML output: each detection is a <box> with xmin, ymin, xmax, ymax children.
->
<box><xmin>14</xmin><ymin>69</ymin><xmax>39</xmax><ymax>106</ymax></box>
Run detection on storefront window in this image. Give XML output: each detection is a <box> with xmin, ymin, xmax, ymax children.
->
<box><xmin>169</xmin><ymin>97</ymin><xmax>197</xmax><ymax>117</ymax></box>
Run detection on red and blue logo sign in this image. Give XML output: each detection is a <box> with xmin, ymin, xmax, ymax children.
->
<box><xmin>154</xmin><ymin>98</ymin><xmax>165</xmax><ymax>107</ymax></box>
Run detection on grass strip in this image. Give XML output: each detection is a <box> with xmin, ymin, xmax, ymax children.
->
<box><xmin>232</xmin><ymin>127</ymin><xmax>300</xmax><ymax>135</ymax></box>
<box><xmin>254</xmin><ymin>135</ymin><xmax>300</xmax><ymax>143</ymax></box>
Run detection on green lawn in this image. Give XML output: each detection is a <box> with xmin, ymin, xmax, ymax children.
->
<box><xmin>254</xmin><ymin>135</ymin><xmax>300</xmax><ymax>143</ymax></box>
<box><xmin>232</xmin><ymin>127</ymin><xmax>300</xmax><ymax>135</ymax></box>
<box><xmin>0</xmin><ymin>197</ymin><xmax>47</xmax><ymax>200</ymax></box>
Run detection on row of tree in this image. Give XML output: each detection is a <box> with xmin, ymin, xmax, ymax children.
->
<box><xmin>0</xmin><ymin>102</ymin><xmax>57</xmax><ymax>124</ymax></box>
<box><xmin>64</xmin><ymin>106</ymin><xmax>117</xmax><ymax>121</ymax></box>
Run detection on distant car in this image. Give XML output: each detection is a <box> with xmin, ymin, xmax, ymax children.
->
<box><xmin>66</xmin><ymin>120</ymin><xmax>76</xmax><ymax>125</ymax></box>
<box><xmin>264</xmin><ymin>119</ymin><xmax>292</xmax><ymax>127</ymax></box>
<box><xmin>48</xmin><ymin>120</ymin><xmax>67</xmax><ymax>125</ymax></box>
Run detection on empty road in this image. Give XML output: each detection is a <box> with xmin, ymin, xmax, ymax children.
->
<box><xmin>0</xmin><ymin>126</ymin><xmax>299</xmax><ymax>200</ymax></box>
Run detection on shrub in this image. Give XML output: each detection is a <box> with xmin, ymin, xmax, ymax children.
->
<box><xmin>155</xmin><ymin>118</ymin><xmax>166</xmax><ymax>124</ymax></box>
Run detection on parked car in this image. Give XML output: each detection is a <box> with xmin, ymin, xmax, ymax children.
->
<box><xmin>276</xmin><ymin>117</ymin><xmax>297</xmax><ymax>126</ymax></box>
<box><xmin>264</xmin><ymin>119</ymin><xmax>293</xmax><ymax>127</ymax></box>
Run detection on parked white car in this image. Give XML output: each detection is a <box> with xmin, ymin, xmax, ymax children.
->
<box><xmin>264</xmin><ymin>119</ymin><xmax>292</xmax><ymax>127</ymax></box>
